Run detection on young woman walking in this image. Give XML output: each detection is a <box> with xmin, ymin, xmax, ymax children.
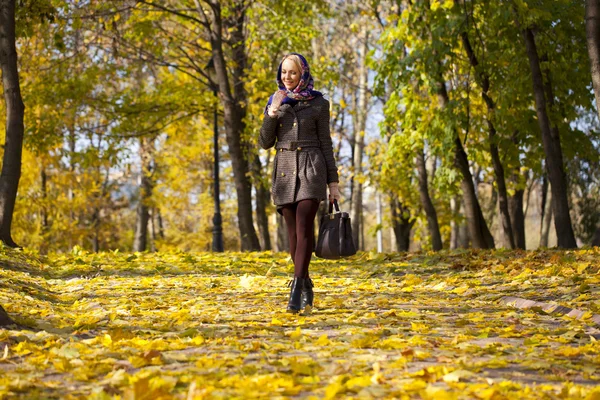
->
<box><xmin>259</xmin><ymin>53</ymin><xmax>341</xmax><ymax>313</ymax></box>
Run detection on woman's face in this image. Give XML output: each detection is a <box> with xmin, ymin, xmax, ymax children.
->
<box><xmin>281</xmin><ymin>58</ymin><xmax>301</xmax><ymax>90</ymax></box>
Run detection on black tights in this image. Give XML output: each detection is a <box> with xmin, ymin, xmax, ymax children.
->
<box><xmin>281</xmin><ymin>199</ymin><xmax>320</xmax><ymax>278</ymax></box>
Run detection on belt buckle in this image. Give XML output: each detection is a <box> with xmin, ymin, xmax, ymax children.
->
<box><xmin>289</xmin><ymin>141</ymin><xmax>298</xmax><ymax>150</ymax></box>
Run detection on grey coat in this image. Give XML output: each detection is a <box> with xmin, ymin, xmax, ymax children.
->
<box><xmin>259</xmin><ymin>96</ymin><xmax>339</xmax><ymax>209</ymax></box>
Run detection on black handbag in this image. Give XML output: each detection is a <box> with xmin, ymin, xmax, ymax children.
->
<box><xmin>315</xmin><ymin>200</ymin><xmax>357</xmax><ymax>259</ymax></box>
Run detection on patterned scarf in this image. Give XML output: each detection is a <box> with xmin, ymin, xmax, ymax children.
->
<box><xmin>264</xmin><ymin>53</ymin><xmax>323</xmax><ymax>115</ymax></box>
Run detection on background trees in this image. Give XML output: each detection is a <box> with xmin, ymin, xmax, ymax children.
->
<box><xmin>0</xmin><ymin>0</ymin><xmax>598</xmax><ymax>253</ymax></box>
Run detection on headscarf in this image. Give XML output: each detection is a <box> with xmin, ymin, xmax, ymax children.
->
<box><xmin>264</xmin><ymin>53</ymin><xmax>323</xmax><ymax>115</ymax></box>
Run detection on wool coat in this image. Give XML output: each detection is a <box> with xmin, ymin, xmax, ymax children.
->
<box><xmin>259</xmin><ymin>96</ymin><xmax>339</xmax><ymax>210</ymax></box>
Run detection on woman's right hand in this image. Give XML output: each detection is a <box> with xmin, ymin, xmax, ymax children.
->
<box><xmin>328</xmin><ymin>182</ymin><xmax>341</xmax><ymax>203</ymax></box>
<box><xmin>268</xmin><ymin>90</ymin><xmax>286</xmax><ymax>117</ymax></box>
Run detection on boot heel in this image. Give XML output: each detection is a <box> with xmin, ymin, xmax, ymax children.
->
<box><xmin>301</xmin><ymin>278</ymin><xmax>314</xmax><ymax>310</ymax></box>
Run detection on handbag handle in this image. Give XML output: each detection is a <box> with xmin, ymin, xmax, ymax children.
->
<box><xmin>328</xmin><ymin>199</ymin><xmax>341</xmax><ymax>214</ymax></box>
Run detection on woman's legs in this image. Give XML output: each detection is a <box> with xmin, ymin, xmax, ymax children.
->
<box><xmin>281</xmin><ymin>199</ymin><xmax>319</xmax><ymax>277</ymax></box>
<box><xmin>294</xmin><ymin>199</ymin><xmax>319</xmax><ymax>277</ymax></box>
<box><xmin>281</xmin><ymin>203</ymin><xmax>298</xmax><ymax>264</ymax></box>
<box><xmin>282</xmin><ymin>199</ymin><xmax>319</xmax><ymax>312</ymax></box>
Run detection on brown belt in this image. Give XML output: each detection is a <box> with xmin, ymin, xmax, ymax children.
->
<box><xmin>275</xmin><ymin>140</ymin><xmax>321</xmax><ymax>151</ymax></box>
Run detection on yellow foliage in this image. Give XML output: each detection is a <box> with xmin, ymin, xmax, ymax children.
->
<box><xmin>0</xmin><ymin>248</ymin><xmax>598</xmax><ymax>398</ymax></box>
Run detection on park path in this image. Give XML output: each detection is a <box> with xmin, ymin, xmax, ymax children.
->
<box><xmin>0</xmin><ymin>248</ymin><xmax>599</xmax><ymax>399</ymax></box>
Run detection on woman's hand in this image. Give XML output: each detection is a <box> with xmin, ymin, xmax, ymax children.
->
<box><xmin>328</xmin><ymin>182</ymin><xmax>341</xmax><ymax>203</ymax></box>
<box><xmin>268</xmin><ymin>90</ymin><xmax>286</xmax><ymax>117</ymax></box>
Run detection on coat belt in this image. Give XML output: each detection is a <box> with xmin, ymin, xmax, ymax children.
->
<box><xmin>275</xmin><ymin>140</ymin><xmax>321</xmax><ymax>151</ymax></box>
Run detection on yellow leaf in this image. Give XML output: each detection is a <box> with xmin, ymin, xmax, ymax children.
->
<box><xmin>315</xmin><ymin>335</ymin><xmax>330</xmax><ymax>346</ymax></box>
<box><xmin>585</xmin><ymin>389</ymin><xmax>600</xmax><ymax>400</ymax></box>
<box><xmin>423</xmin><ymin>385</ymin><xmax>457</xmax><ymax>399</ymax></box>
<box><xmin>239</xmin><ymin>274</ymin><xmax>255</xmax><ymax>290</ymax></box>
<box><xmin>191</xmin><ymin>335</ymin><xmax>205</xmax><ymax>346</ymax></box>
<box><xmin>291</xmin><ymin>358</ymin><xmax>318</xmax><ymax>376</ymax></box>
<box><xmin>52</xmin><ymin>358</ymin><xmax>72</xmax><ymax>372</ymax></box>
<box><xmin>324</xmin><ymin>380</ymin><xmax>345</xmax><ymax>400</ymax></box>
<box><xmin>101</xmin><ymin>334</ymin><xmax>112</xmax><ymax>347</ymax></box>
<box><xmin>400</xmin><ymin>378</ymin><xmax>427</xmax><ymax>392</ymax></box>
<box><xmin>442</xmin><ymin>369</ymin><xmax>475</xmax><ymax>383</ymax></box>
<box><xmin>345</xmin><ymin>375</ymin><xmax>371</xmax><ymax>389</ymax></box>
<box><xmin>411</xmin><ymin>322</ymin><xmax>430</xmax><ymax>333</ymax></box>
<box><xmin>577</xmin><ymin>262</ymin><xmax>590</xmax><ymax>274</ymax></box>
<box><xmin>289</xmin><ymin>327</ymin><xmax>302</xmax><ymax>341</ymax></box>
<box><xmin>451</xmin><ymin>285</ymin><xmax>469</xmax><ymax>295</ymax></box>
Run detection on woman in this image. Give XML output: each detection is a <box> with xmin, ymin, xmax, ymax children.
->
<box><xmin>259</xmin><ymin>53</ymin><xmax>341</xmax><ymax>313</ymax></box>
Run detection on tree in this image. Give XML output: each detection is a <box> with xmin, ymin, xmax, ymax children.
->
<box><xmin>126</xmin><ymin>0</ymin><xmax>260</xmax><ymax>250</ymax></box>
<box><xmin>586</xmin><ymin>0</ymin><xmax>600</xmax><ymax>120</ymax></box>
<box><xmin>456</xmin><ymin>0</ymin><xmax>515</xmax><ymax>248</ymax></box>
<box><xmin>416</xmin><ymin>147</ymin><xmax>443</xmax><ymax>250</ymax></box>
<box><xmin>389</xmin><ymin>195</ymin><xmax>416</xmax><ymax>251</ymax></box>
<box><xmin>133</xmin><ymin>135</ymin><xmax>155</xmax><ymax>252</ymax></box>
<box><xmin>0</xmin><ymin>0</ymin><xmax>25</xmax><ymax>248</ymax></box>
<box><xmin>514</xmin><ymin>5</ymin><xmax>577</xmax><ymax>248</ymax></box>
<box><xmin>374</xmin><ymin>0</ymin><xmax>495</xmax><ymax>249</ymax></box>
<box><xmin>350</xmin><ymin>28</ymin><xmax>370</xmax><ymax>250</ymax></box>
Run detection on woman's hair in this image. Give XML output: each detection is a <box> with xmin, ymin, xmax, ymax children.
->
<box><xmin>283</xmin><ymin>54</ymin><xmax>303</xmax><ymax>75</ymax></box>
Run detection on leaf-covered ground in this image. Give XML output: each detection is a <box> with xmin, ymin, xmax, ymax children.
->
<box><xmin>1</xmin><ymin>247</ymin><xmax>599</xmax><ymax>399</ymax></box>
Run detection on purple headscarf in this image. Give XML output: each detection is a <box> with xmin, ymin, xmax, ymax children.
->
<box><xmin>264</xmin><ymin>53</ymin><xmax>323</xmax><ymax>114</ymax></box>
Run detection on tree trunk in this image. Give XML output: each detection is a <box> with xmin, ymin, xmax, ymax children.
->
<box><xmin>361</xmin><ymin>207</ymin><xmax>366</xmax><ymax>250</ymax></box>
<box><xmin>350</xmin><ymin>30</ymin><xmax>369</xmax><ymax>250</ymax></box>
<box><xmin>40</xmin><ymin>168</ymin><xmax>48</xmax><ymax>231</ymax></box>
<box><xmin>519</xmin><ymin>26</ymin><xmax>577</xmax><ymax>248</ymax></box>
<box><xmin>540</xmin><ymin>187</ymin><xmax>553</xmax><ymax>248</ymax></box>
<box><xmin>459</xmin><ymin>8</ymin><xmax>515</xmax><ymax>249</ymax></box>
<box><xmin>416</xmin><ymin>148</ymin><xmax>443</xmax><ymax>250</ymax></box>
<box><xmin>454</xmin><ymin>137</ymin><xmax>495</xmax><ymax>248</ymax></box>
<box><xmin>591</xmin><ymin>227</ymin><xmax>600</xmax><ymax>246</ymax></box>
<box><xmin>457</xmin><ymin>222</ymin><xmax>470</xmax><ymax>248</ymax></box>
<box><xmin>156</xmin><ymin>207</ymin><xmax>164</xmax><ymax>240</ymax></box>
<box><xmin>508</xmin><ymin>131</ymin><xmax>526</xmax><ymax>249</ymax></box>
<box><xmin>586</xmin><ymin>0</ymin><xmax>600</xmax><ymax>120</ymax></box>
<box><xmin>376</xmin><ymin>193</ymin><xmax>383</xmax><ymax>252</ymax></box>
<box><xmin>91</xmin><ymin>207</ymin><xmax>100</xmax><ymax>252</ymax></box>
<box><xmin>149</xmin><ymin>208</ymin><xmax>157</xmax><ymax>252</ymax></box>
<box><xmin>209</xmin><ymin>2</ymin><xmax>260</xmax><ymax>251</ymax></box>
<box><xmin>390</xmin><ymin>195</ymin><xmax>415</xmax><ymax>252</ymax></box>
<box><xmin>0</xmin><ymin>0</ymin><xmax>24</xmax><ymax>248</ymax></box>
<box><xmin>67</xmin><ymin>124</ymin><xmax>76</xmax><ymax>249</ymax></box>
<box><xmin>508</xmin><ymin>187</ymin><xmax>526</xmax><ymax>249</ymax></box>
<box><xmin>434</xmin><ymin>69</ymin><xmax>494</xmax><ymax>248</ymax></box>
<box><xmin>133</xmin><ymin>137</ymin><xmax>153</xmax><ymax>252</ymax></box>
<box><xmin>450</xmin><ymin>196</ymin><xmax>459</xmax><ymax>249</ymax></box>
<box><xmin>253</xmin><ymin>155</ymin><xmax>271</xmax><ymax>250</ymax></box>
<box><xmin>39</xmin><ymin>167</ymin><xmax>49</xmax><ymax>254</ymax></box>
<box><xmin>276</xmin><ymin>213</ymin><xmax>288</xmax><ymax>253</ymax></box>
<box><xmin>508</xmin><ymin>185</ymin><xmax>526</xmax><ymax>249</ymax></box>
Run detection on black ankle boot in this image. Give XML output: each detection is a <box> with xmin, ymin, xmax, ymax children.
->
<box><xmin>287</xmin><ymin>277</ymin><xmax>306</xmax><ymax>313</ymax></box>
<box><xmin>301</xmin><ymin>278</ymin><xmax>314</xmax><ymax>310</ymax></box>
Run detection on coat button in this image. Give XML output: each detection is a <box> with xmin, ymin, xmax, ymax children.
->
<box><xmin>279</xmin><ymin>124</ymin><xmax>283</xmax><ymax>127</ymax></box>
<box><xmin>297</xmin><ymin>147</ymin><xmax>302</xmax><ymax>151</ymax></box>
<box><xmin>293</xmin><ymin>122</ymin><xmax>297</xmax><ymax>126</ymax></box>
<box><xmin>281</xmin><ymin>173</ymin><xmax>285</xmax><ymax>177</ymax></box>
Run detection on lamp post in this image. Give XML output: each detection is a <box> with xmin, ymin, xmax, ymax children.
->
<box><xmin>206</xmin><ymin>58</ymin><xmax>224</xmax><ymax>252</ymax></box>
